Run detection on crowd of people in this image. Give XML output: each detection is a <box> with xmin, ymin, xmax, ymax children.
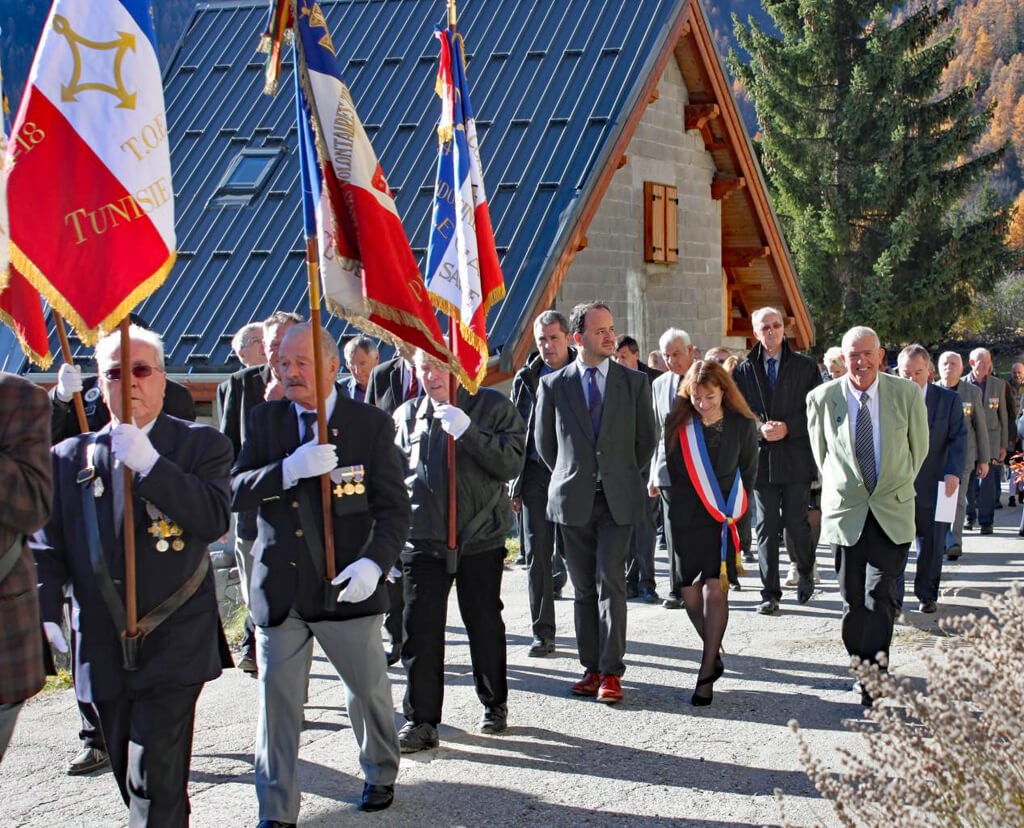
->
<box><xmin>0</xmin><ymin>301</ymin><xmax>1021</xmax><ymax>825</ymax></box>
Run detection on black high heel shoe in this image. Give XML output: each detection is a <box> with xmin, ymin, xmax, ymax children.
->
<box><xmin>691</xmin><ymin>673</ymin><xmax>715</xmax><ymax>707</ymax></box>
<box><xmin>712</xmin><ymin>654</ymin><xmax>724</xmax><ymax>682</ymax></box>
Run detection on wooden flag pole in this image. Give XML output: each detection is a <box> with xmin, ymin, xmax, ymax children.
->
<box><xmin>52</xmin><ymin>310</ymin><xmax>89</xmax><ymax>434</ymax></box>
<box><xmin>305</xmin><ymin>235</ymin><xmax>338</xmax><ymax>581</ymax></box>
<box><xmin>445</xmin><ymin>0</ymin><xmax>460</xmax><ymax>572</ymax></box>
<box><xmin>119</xmin><ymin>319</ymin><xmax>139</xmax><ymax>639</ymax></box>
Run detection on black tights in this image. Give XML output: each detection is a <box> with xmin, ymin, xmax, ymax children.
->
<box><xmin>681</xmin><ymin>579</ymin><xmax>729</xmax><ymax>695</ymax></box>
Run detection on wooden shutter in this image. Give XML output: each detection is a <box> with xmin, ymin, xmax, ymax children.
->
<box><xmin>665</xmin><ymin>185</ymin><xmax>678</xmax><ymax>263</ymax></box>
<box><xmin>644</xmin><ymin>182</ymin><xmax>666</xmax><ymax>262</ymax></box>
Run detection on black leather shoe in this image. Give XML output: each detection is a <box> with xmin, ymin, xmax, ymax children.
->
<box><xmin>626</xmin><ymin>584</ymin><xmax>639</xmax><ymax>599</ymax></box>
<box><xmin>528</xmin><ymin>638</ymin><xmax>555</xmax><ymax>657</ymax></box>
<box><xmin>965</xmin><ymin>520</ymin><xmax>975</xmax><ymax>531</ymax></box>
<box><xmin>66</xmin><ymin>747</ymin><xmax>109</xmax><ymax>776</ymax></box>
<box><xmin>662</xmin><ymin>596</ymin><xmax>682</xmax><ymax>609</ymax></box>
<box><xmin>757</xmin><ymin>599</ymin><xmax>780</xmax><ymax>615</ymax></box>
<box><xmin>980</xmin><ymin>524</ymin><xmax>994</xmax><ymax>535</ymax></box>
<box><xmin>796</xmin><ymin>580</ymin><xmax>814</xmax><ymax>605</ymax></box>
<box><xmin>398</xmin><ymin>721</ymin><xmax>439</xmax><ymax>754</ymax></box>
<box><xmin>945</xmin><ymin>544</ymin><xmax>962</xmax><ymax>561</ymax></box>
<box><xmin>638</xmin><ymin>587</ymin><xmax>660</xmax><ymax>604</ymax></box>
<box><xmin>860</xmin><ymin>689</ymin><xmax>873</xmax><ymax>708</ymax></box>
<box><xmin>358</xmin><ymin>783</ymin><xmax>394</xmax><ymax>812</ymax></box>
<box><xmin>479</xmin><ymin>704</ymin><xmax>507</xmax><ymax>734</ymax></box>
<box><xmin>256</xmin><ymin>821</ymin><xmax>297</xmax><ymax>828</ymax></box>
<box><xmin>920</xmin><ymin>600</ymin><xmax>937</xmax><ymax>613</ymax></box>
<box><xmin>385</xmin><ymin>644</ymin><xmax>401</xmax><ymax>666</ymax></box>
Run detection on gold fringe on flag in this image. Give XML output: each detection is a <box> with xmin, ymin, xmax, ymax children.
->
<box><xmin>259</xmin><ymin>0</ymin><xmax>295</xmax><ymax>96</ymax></box>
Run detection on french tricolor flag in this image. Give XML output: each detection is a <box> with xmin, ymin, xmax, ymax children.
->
<box><xmin>6</xmin><ymin>0</ymin><xmax>175</xmax><ymax>345</ymax></box>
<box><xmin>426</xmin><ymin>28</ymin><xmax>505</xmax><ymax>393</ymax></box>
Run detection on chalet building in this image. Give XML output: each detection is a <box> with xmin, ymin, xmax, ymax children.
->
<box><xmin>0</xmin><ymin>0</ymin><xmax>812</xmax><ymax>409</ymax></box>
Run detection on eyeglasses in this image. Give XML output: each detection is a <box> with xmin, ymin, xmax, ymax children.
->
<box><xmin>102</xmin><ymin>364</ymin><xmax>162</xmax><ymax>381</ymax></box>
<box><xmin>239</xmin><ymin>338</ymin><xmax>262</xmax><ymax>348</ymax></box>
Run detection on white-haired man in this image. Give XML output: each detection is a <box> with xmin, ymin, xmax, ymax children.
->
<box><xmin>806</xmin><ymin>326</ymin><xmax>927</xmax><ymax>705</ymax></box>
<box><xmin>343</xmin><ymin>336</ymin><xmax>379</xmax><ymax>404</ymax></box>
<box><xmin>966</xmin><ymin>347</ymin><xmax>1008</xmax><ymax>534</ymax></box>
<box><xmin>648</xmin><ymin>327</ymin><xmax>693</xmax><ymax>608</ymax></box>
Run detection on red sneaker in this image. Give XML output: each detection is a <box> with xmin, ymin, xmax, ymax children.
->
<box><xmin>597</xmin><ymin>674</ymin><xmax>623</xmax><ymax>704</ymax></box>
<box><xmin>570</xmin><ymin>671</ymin><xmax>602</xmax><ymax>697</ymax></box>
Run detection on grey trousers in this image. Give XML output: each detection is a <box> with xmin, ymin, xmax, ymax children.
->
<box><xmin>0</xmin><ymin>701</ymin><xmax>23</xmax><ymax>762</ymax></box>
<box><xmin>233</xmin><ymin>533</ymin><xmax>255</xmax><ymax>606</ymax></box>
<box><xmin>951</xmin><ymin>467</ymin><xmax>972</xmax><ymax>549</ymax></box>
<box><xmin>255</xmin><ymin>612</ymin><xmax>400</xmax><ymax>822</ymax></box>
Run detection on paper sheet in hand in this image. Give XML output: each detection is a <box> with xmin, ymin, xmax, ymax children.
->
<box><xmin>935</xmin><ymin>482</ymin><xmax>958</xmax><ymax>523</ymax></box>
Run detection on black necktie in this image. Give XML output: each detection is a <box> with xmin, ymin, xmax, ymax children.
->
<box><xmin>767</xmin><ymin>357</ymin><xmax>778</xmax><ymax>392</ymax></box>
<box><xmin>300</xmin><ymin>410</ymin><xmax>318</xmax><ymax>444</ymax></box>
<box><xmin>855</xmin><ymin>391</ymin><xmax>877</xmax><ymax>493</ymax></box>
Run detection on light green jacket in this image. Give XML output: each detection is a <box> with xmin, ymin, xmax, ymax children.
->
<box><xmin>807</xmin><ymin>372</ymin><xmax>928</xmax><ymax>546</ymax></box>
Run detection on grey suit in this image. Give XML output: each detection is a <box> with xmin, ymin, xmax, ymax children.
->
<box><xmin>535</xmin><ymin>359</ymin><xmax>656</xmax><ymax>676</ymax></box>
<box><xmin>648</xmin><ymin>370</ymin><xmax>686</xmax><ymax>595</ymax></box>
<box><xmin>940</xmin><ymin>380</ymin><xmax>989</xmax><ymax>551</ymax></box>
<box><xmin>967</xmin><ymin>373</ymin><xmax>1008</xmax><ymax>528</ymax></box>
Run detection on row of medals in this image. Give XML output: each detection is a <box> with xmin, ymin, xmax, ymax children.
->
<box><xmin>146</xmin><ymin>502</ymin><xmax>185</xmax><ymax>552</ymax></box>
<box><xmin>333</xmin><ymin>466</ymin><xmax>366</xmax><ymax>499</ymax></box>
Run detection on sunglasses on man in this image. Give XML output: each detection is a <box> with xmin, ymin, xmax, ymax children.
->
<box><xmin>102</xmin><ymin>364</ymin><xmax>163</xmax><ymax>381</ymax></box>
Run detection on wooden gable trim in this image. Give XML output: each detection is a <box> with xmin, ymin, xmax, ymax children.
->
<box><xmin>680</xmin><ymin>0</ymin><xmax>813</xmax><ymax>349</ymax></box>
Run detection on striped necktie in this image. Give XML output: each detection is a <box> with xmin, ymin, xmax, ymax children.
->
<box><xmin>855</xmin><ymin>391</ymin><xmax>877</xmax><ymax>493</ymax></box>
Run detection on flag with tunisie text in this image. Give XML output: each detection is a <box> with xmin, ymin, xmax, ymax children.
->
<box><xmin>7</xmin><ymin>0</ymin><xmax>175</xmax><ymax>345</ymax></box>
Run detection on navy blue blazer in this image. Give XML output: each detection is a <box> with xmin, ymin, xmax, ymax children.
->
<box><xmin>915</xmin><ymin>383</ymin><xmax>967</xmax><ymax>507</ymax></box>
<box><xmin>231</xmin><ymin>388</ymin><xmax>411</xmax><ymax>626</ymax></box>
<box><xmin>33</xmin><ymin>415</ymin><xmax>233</xmax><ymax>703</ymax></box>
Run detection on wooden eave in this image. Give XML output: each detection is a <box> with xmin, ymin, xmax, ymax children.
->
<box><xmin>499</xmin><ymin>0</ymin><xmax>812</xmax><ymax>380</ymax></box>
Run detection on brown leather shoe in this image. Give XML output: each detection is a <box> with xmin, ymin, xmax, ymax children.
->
<box><xmin>597</xmin><ymin>674</ymin><xmax>623</xmax><ymax>704</ymax></box>
<box><xmin>570</xmin><ymin>671</ymin><xmax>602</xmax><ymax>697</ymax></box>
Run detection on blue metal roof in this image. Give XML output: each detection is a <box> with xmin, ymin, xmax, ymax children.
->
<box><xmin>0</xmin><ymin>0</ymin><xmax>684</xmax><ymax>374</ymax></box>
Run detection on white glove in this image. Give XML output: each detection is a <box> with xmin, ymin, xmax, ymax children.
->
<box><xmin>56</xmin><ymin>364</ymin><xmax>83</xmax><ymax>403</ymax></box>
<box><xmin>44</xmin><ymin>621</ymin><xmax>68</xmax><ymax>654</ymax></box>
<box><xmin>434</xmin><ymin>404</ymin><xmax>471</xmax><ymax>439</ymax></box>
<box><xmin>332</xmin><ymin>557</ymin><xmax>383</xmax><ymax>603</ymax></box>
<box><xmin>282</xmin><ymin>442</ymin><xmax>337</xmax><ymax>485</ymax></box>
<box><xmin>386</xmin><ymin>565</ymin><xmax>402</xmax><ymax>583</ymax></box>
<box><xmin>111</xmin><ymin>423</ymin><xmax>160</xmax><ymax>475</ymax></box>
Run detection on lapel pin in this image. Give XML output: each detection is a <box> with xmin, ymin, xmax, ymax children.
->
<box><xmin>330</xmin><ymin>428</ymin><xmax>339</xmax><ymax>437</ymax></box>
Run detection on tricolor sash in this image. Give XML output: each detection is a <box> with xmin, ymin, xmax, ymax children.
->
<box><xmin>679</xmin><ymin>417</ymin><xmax>747</xmax><ymax>591</ymax></box>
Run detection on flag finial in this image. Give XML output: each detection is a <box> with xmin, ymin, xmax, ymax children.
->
<box><xmin>448</xmin><ymin>0</ymin><xmax>457</xmax><ymax>29</ymax></box>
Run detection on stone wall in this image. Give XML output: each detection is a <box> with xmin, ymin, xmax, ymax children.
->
<box><xmin>556</xmin><ymin>54</ymin><xmax>744</xmax><ymax>357</ymax></box>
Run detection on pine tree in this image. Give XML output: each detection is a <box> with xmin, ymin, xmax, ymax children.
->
<box><xmin>731</xmin><ymin>1</ymin><xmax>1015</xmax><ymax>345</ymax></box>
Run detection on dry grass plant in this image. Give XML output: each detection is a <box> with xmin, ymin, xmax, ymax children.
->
<box><xmin>780</xmin><ymin>584</ymin><xmax>1024</xmax><ymax>827</ymax></box>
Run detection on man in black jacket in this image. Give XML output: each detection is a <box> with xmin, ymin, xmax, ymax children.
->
<box><xmin>733</xmin><ymin>307</ymin><xmax>821</xmax><ymax>612</ymax></box>
<box><xmin>232</xmin><ymin>324</ymin><xmax>409</xmax><ymax>819</ymax></box>
<box><xmin>394</xmin><ymin>349</ymin><xmax>526</xmax><ymax>752</ymax></box>
<box><xmin>510</xmin><ymin>311</ymin><xmax>575</xmax><ymax>657</ymax></box>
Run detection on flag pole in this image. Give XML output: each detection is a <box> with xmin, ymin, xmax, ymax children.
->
<box><xmin>52</xmin><ymin>310</ymin><xmax>89</xmax><ymax>434</ymax></box>
<box><xmin>119</xmin><ymin>319</ymin><xmax>139</xmax><ymax>641</ymax></box>
<box><xmin>305</xmin><ymin>236</ymin><xmax>338</xmax><ymax>582</ymax></box>
<box><xmin>445</xmin><ymin>0</ymin><xmax>459</xmax><ymax>575</ymax></box>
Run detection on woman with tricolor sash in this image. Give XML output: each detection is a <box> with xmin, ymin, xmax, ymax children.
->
<box><xmin>664</xmin><ymin>360</ymin><xmax>758</xmax><ymax>706</ymax></box>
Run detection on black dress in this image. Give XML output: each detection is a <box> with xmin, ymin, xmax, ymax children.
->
<box><xmin>665</xmin><ymin>411</ymin><xmax>758</xmax><ymax>584</ymax></box>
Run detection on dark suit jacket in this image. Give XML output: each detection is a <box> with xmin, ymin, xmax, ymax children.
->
<box><xmin>219</xmin><ymin>365</ymin><xmax>271</xmax><ymax>540</ymax></box>
<box><xmin>915</xmin><ymin>383</ymin><xmax>967</xmax><ymax>508</ymax></box>
<box><xmin>733</xmin><ymin>340</ymin><xmax>821</xmax><ymax>486</ymax></box>
<box><xmin>535</xmin><ymin>359</ymin><xmax>656</xmax><ymax>527</ymax></box>
<box><xmin>33</xmin><ymin>414</ymin><xmax>233</xmax><ymax>703</ymax></box>
<box><xmin>51</xmin><ymin>375</ymin><xmax>196</xmax><ymax>443</ymax></box>
<box><xmin>365</xmin><ymin>357</ymin><xmax>414</xmax><ymax>415</ymax></box>
<box><xmin>231</xmin><ymin>388</ymin><xmax>411</xmax><ymax>626</ymax></box>
<box><xmin>0</xmin><ymin>374</ymin><xmax>52</xmax><ymax>704</ymax></box>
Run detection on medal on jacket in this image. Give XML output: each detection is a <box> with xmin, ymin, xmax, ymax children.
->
<box><xmin>145</xmin><ymin>501</ymin><xmax>185</xmax><ymax>551</ymax></box>
<box><xmin>331</xmin><ymin>465</ymin><xmax>366</xmax><ymax>498</ymax></box>
<box><xmin>92</xmin><ymin>478</ymin><xmax>105</xmax><ymax>498</ymax></box>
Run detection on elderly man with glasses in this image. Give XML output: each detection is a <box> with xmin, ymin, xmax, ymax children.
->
<box><xmin>33</xmin><ymin>324</ymin><xmax>235</xmax><ymax>825</ymax></box>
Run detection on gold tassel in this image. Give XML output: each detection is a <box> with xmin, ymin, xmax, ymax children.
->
<box><xmin>718</xmin><ymin>560</ymin><xmax>729</xmax><ymax>594</ymax></box>
<box><xmin>735</xmin><ymin>548</ymin><xmax>745</xmax><ymax>577</ymax></box>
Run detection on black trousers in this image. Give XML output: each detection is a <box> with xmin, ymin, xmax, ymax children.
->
<box><xmin>384</xmin><ymin>578</ymin><xmax>404</xmax><ymax>649</ymax></box>
<box><xmin>913</xmin><ymin>502</ymin><xmax>948</xmax><ymax>604</ymax></box>
<box><xmin>94</xmin><ymin>682</ymin><xmax>203</xmax><ymax>828</ymax></box>
<box><xmin>521</xmin><ymin>463</ymin><xmax>562</xmax><ymax>641</ymax></box>
<box><xmin>559</xmin><ymin>491</ymin><xmax>632</xmax><ymax>676</ymax></box>
<box><xmin>659</xmin><ymin>488</ymin><xmax>681</xmax><ymax>597</ymax></box>
<box><xmin>754</xmin><ymin>481</ymin><xmax>813</xmax><ymax>602</ymax></box>
<box><xmin>68</xmin><ymin>602</ymin><xmax>105</xmax><ymax>751</ymax></box>
<box><xmin>626</xmin><ymin>495</ymin><xmax>659</xmax><ymax>593</ymax></box>
<box><xmin>834</xmin><ymin>511</ymin><xmax>909</xmax><ymax>665</ymax></box>
<box><xmin>401</xmin><ymin>547</ymin><xmax>507</xmax><ymax>724</ymax></box>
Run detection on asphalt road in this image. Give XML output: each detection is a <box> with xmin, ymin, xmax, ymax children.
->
<box><xmin>3</xmin><ymin>505</ymin><xmax>1022</xmax><ymax>827</ymax></box>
